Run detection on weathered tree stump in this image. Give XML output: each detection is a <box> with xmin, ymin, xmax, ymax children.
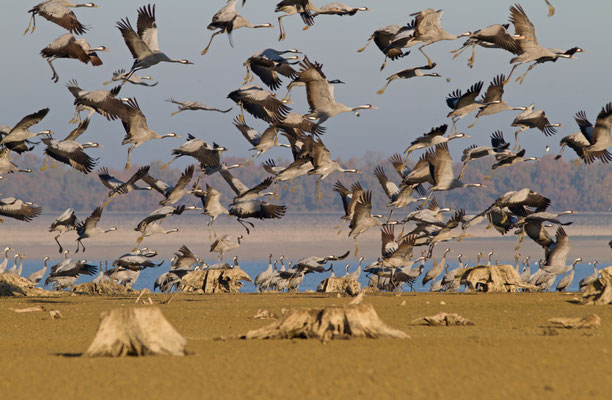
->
<box><xmin>72</xmin><ymin>281</ymin><xmax>133</xmax><ymax>296</ymax></box>
<box><xmin>549</xmin><ymin>314</ymin><xmax>600</xmax><ymax>329</ymax></box>
<box><xmin>412</xmin><ymin>312</ymin><xmax>475</xmax><ymax>326</ymax></box>
<box><xmin>181</xmin><ymin>267</ymin><xmax>252</xmax><ymax>293</ymax></box>
<box><xmin>0</xmin><ymin>273</ymin><xmax>54</xmax><ymax>297</ymax></box>
<box><xmin>581</xmin><ymin>266</ymin><xmax>612</xmax><ymax>305</ymax></box>
<box><xmin>242</xmin><ymin>303</ymin><xmax>409</xmax><ymax>341</ymax></box>
<box><xmin>316</xmin><ymin>276</ymin><xmax>361</xmax><ymax>296</ymax></box>
<box><xmin>458</xmin><ymin>265</ymin><xmax>536</xmax><ymax>292</ymax></box>
<box><xmin>85</xmin><ymin>307</ymin><xmax>187</xmax><ymax>357</ymax></box>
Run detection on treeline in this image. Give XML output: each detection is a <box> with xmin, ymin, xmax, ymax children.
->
<box><xmin>1</xmin><ymin>152</ymin><xmax>610</xmax><ymax>215</ymax></box>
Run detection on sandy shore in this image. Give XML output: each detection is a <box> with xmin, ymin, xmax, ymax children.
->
<box><xmin>0</xmin><ymin>291</ymin><xmax>610</xmax><ymax>399</ymax></box>
<box><xmin>2</xmin><ymin>212</ymin><xmax>611</xmax><ymax>262</ymax></box>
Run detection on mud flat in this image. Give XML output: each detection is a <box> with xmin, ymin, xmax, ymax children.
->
<box><xmin>1</xmin><ymin>291</ymin><xmax>611</xmax><ymax>399</ymax></box>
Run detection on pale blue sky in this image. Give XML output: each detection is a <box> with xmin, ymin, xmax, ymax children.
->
<box><xmin>1</xmin><ymin>0</ymin><xmax>610</xmax><ymax>171</ymax></box>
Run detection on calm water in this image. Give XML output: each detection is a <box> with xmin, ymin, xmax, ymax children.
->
<box><xmin>12</xmin><ymin>258</ymin><xmax>596</xmax><ymax>293</ymax></box>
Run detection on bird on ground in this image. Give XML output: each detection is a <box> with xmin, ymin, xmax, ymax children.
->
<box><xmin>40</xmin><ymin>118</ymin><xmax>99</xmax><ymax>173</ymax></box>
<box><xmin>0</xmin><ymin>108</ymin><xmax>52</xmax><ymax>152</ymax></box>
<box><xmin>103</xmin><ymin>69</ymin><xmax>158</xmax><ymax>86</ymax></box>
<box><xmin>403</xmin><ymin>124</ymin><xmax>468</xmax><ymax>157</ymax></box>
<box><xmin>255</xmin><ymin>254</ymin><xmax>275</xmax><ymax>292</ymax></box>
<box><xmin>210</xmin><ymin>234</ymin><xmax>243</xmax><ymax>260</ymax></box>
<box><xmin>228</xmin><ymin>85</ymin><xmax>291</xmax><ymax>123</ymax></box>
<box><xmin>377</xmin><ymin>63</ymin><xmax>441</xmax><ymax>95</ymax></box>
<box><xmin>541</xmin><ymin>228</ymin><xmax>580</xmax><ymax>275</ymax></box>
<box><xmin>243</xmin><ymin>48</ymin><xmax>301</xmax><ymax>90</ymax></box>
<box><xmin>116</xmin><ymin>98</ymin><xmax>180</xmax><ymax>169</ymax></box>
<box><xmin>506</xmin><ymin>4</ymin><xmax>584</xmax><ymax>85</ymax></box>
<box><xmin>0</xmin><ymin>247</ymin><xmax>13</xmax><ymax>273</ymax></box>
<box><xmin>24</xmin><ymin>0</ymin><xmax>98</xmax><ymax>35</ymax></box>
<box><xmin>40</xmin><ymin>33</ymin><xmax>108</xmax><ymax>83</ymax></box>
<box><xmin>459</xmin><ymin>131</ymin><xmax>511</xmax><ymax>178</ymax></box>
<box><xmin>75</xmin><ymin>206</ymin><xmax>117</xmax><ymax>252</ymax></box>
<box><xmin>49</xmin><ymin>208</ymin><xmax>78</xmax><ymax>253</ymax></box>
<box><xmin>0</xmin><ymin>148</ymin><xmax>33</xmax><ymax>180</ymax></box>
<box><xmin>450</xmin><ymin>23</ymin><xmax>521</xmax><ymax>68</ymax></box>
<box><xmin>45</xmin><ymin>257</ymin><xmax>97</xmax><ymax>290</ymax></box>
<box><xmin>511</xmin><ymin>104</ymin><xmax>560</xmax><ymax>150</ymax></box>
<box><xmin>467</xmin><ymin>74</ymin><xmax>526</xmax><ymax>128</ymax></box>
<box><xmin>27</xmin><ymin>256</ymin><xmax>49</xmax><ymax>284</ymax></box>
<box><xmin>579</xmin><ymin>262</ymin><xmax>598</xmax><ymax>292</ymax></box>
<box><xmin>117</xmin><ymin>4</ymin><xmax>193</xmax><ymax>83</ymax></box>
<box><xmin>0</xmin><ymin>196</ymin><xmax>42</xmax><ymax>223</ymax></box>
<box><xmin>6</xmin><ymin>254</ymin><xmax>25</xmax><ymax>276</ymax></box>
<box><xmin>203</xmin><ymin>0</ymin><xmax>275</xmax><ymax>54</ymax></box>
<box><xmin>555</xmin><ymin>262</ymin><xmax>576</xmax><ymax>292</ymax></box>
<box><xmin>423</xmin><ymin>248</ymin><xmax>452</xmax><ymax>286</ymax></box>
<box><xmin>166</xmin><ymin>99</ymin><xmax>232</xmax><ymax>116</ymax></box>
<box><xmin>297</xmin><ymin>57</ymin><xmax>376</xmax><ymax>127</ymax></box>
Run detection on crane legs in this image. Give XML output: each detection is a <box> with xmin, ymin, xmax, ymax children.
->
<box><xmin>515</xmin><ymin>63</ymin><xmax>537</xmax><ymax>85</ymax></box>
<box><xmin>160</xmin><ymin>156</ymin><xmax>179</xmax><ymax>169</ymax></box>
<box><xmin>513</xmin><ymin>130</ymin><xmax>523</xmax><ymax>151</ymax></box>
<box><xmin>503</xmin><ymin>64</ymin><xmax>520</xmax><ymax>85</ymax></box>
<box><xmin>467</xmin><ymin>115</ymin><xmax>481</xmax><ymax>129</ymax></box>
<box><xmin>418</xmin><ymin>44</ymin><xmax>434</xmax><ymax>67</ymax></box>
<box><xmin>75</xmin><ymin>239</ymin><xmax>85</xmax><ymax>253</ymax></box>
<box><xmin>201</xmin><ymin>31</ymin><xmax>222</xmax><ymax>55</ymax></box>
<box><xmin>277</xmin><ymin>15</ymin><xmax>287</xmax><ymax>41</ymax></box>
<box><xmin>23</xmin><ymin>12</ymin><xmax>36</xmax><ymax>35</ymax></box>
<box><xmin>46</xmin><ymin>58</ymin><xmax>60</xmax><ymax>83</ymax></box>
<box><xmin>54</xmin><ymin>234</ymin><xmax>64</xmax><ymax>254</ymax></box>
<box><xmin>377</xmin><ymin>79</ymin><xmax>393</xmax><ymax>95</ymax></box>
<box><xmin>450</xmin><ymin>43</ymin><xmax>476</xmax><ymax>68</ymax></box>
<box><xmin>357</xmin><ymin>34</ymin><xmax>374</xmax><ymax>53</ymax></box>
<box><xmin>170</xmin><ymin>109</ymin><xmax>184</xmax><ymax>116</ymax></box>
<box><xmin>125</xmin><ymin>145</ymin><xmax>135</xmax><ymax>170</ymax></box>
<box><xmin>40</xmin><ymin>155</ymin><xmax>50</xmax><ymax>171</ymax></box>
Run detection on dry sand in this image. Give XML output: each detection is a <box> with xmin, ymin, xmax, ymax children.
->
<box><xmin>1</xmin><ymin>292</ymin><xmax>611</xmax><ymax>399</ymax></box>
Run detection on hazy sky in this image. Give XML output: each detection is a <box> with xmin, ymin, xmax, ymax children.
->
<box><xmin>1</xmin><ymin>0</ymin><xmax>611</xmax><ymax>171</ymax></box>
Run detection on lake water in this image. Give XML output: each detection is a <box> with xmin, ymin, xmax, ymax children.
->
<box><xmin>11</xmin><ymin>258</ymin><xmax>597</xmax><ymax>293</ymax></box>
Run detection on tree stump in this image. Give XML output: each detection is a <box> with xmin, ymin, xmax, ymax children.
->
<box><xmin>72</xmin><ymin>281</ymin><xmax>133</xmax><ymax>296</ymax></box>
<box><xmin>549</xmin><ymin>314</ymin><xmax>600</xmax><ymax>329</ymax></box>
<box><xmin>181</xmin><ymin>267</ymin><xmax>252</xmax><ymax>293</ymax></box>
<box><xmin>412</xmin><ymin>312</ymin><xmax>475</xmax><ymax>326</ymax></box>
<box><xmin>242</xmin><ymin>303</ymin><xmax>409</xmax><ymax>341</ymax></box>
<box><xmin>316</xmin><ymin>277</ymin><xmax>361</xmax><ymax>296</ymax></box>
<box><xmin>458</xmin><ymin>265</ymin><xmax>536</xmax><ymax>292</ymax></box>
<box><xmin>581</xmin><ymin>266</ymin><xmax>612</xmax><ymax>305</ymax></box>
<box><xmin>85</xmin><ymin>307</ymin><xmax>187</xmax><ymax>357</ymax></box>
<box><xmin>0</xmin><ymin>273</ymin><xmax>54</xmax><ymax>297</ymax></box>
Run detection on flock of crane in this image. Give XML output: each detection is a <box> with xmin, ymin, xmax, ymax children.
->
<box><xmin>0</xmin><ymin>0</ymin><xmax>610</xmax><ymax>294</ymax></box>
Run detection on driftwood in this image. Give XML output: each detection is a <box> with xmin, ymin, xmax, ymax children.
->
<box><xmin>316</xmin><ymin>276</ymin><xmax>361</xmax><ymax>296</ymax></box>
<box><xmin>581</xmin><ymin>266</ymin><xmax>612</xmax><ymax>305</ymax></box>
<box><xmin>85</xmin><ymin>307</ymin><xmax>187</xmax><ymax>357</ymax></box>
<box><xmin>10</xmin><ymin>305</ymin><xmax>45</xmax><ymax>313</ymax></box>
<box><xmin>549</xmin><ymin>314</ymin><xmax>600</xmax><ymax>329</ymax></box>
<box><xmin>242</xmin><ymin>303</ymin><xmax>409</xmax><ymax>341</ymax></box>
<box><xmin>49</xmin><ymin>310</ymin><xmax>64</xmax><ymax>319</ymax></box>
<box><xmin>412</xmin><ymin>312</ymin><xmax>475</xmax><ymax>326</ymax></box>
<box><xmin>0</xmin><ymin>273</ymin><xmax>54</xmax><ymax>297</ymax></box>
<box><xmin>72</xmin><ymin>281</ymin><xmax>133</xmax><ymax>296</ymax></box>
<box><xmin>252</xmin><ymin>309</ymin><xmax>278</xmax><ymax>319</ymax></box>
<box><xmin>181</xmin><ymin>267</ymin><xmax>252</xmax><ymax>293</ymax></box>
<box><xmin>458</xmin><ymin>264</ymin><xmax>536</xmax><ymax>293</ymax></box>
